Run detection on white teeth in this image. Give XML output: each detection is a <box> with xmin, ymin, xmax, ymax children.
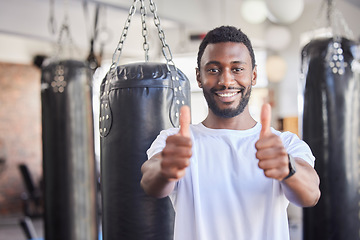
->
<box><xmin>217</xmin><ymin>92</ymin><xmax>238</xmax><ymax>97</ymax></box>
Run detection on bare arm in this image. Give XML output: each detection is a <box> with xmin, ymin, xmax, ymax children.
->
<box><xmin>140</xmin><ymin>106</ymin><xmax>192</xmax><ymax>198</ymax></box>
<box><xmin>140</xmin><ymin>153</ymin><xmax>177</xmax><ymax>198</ymax></box>
<box><xmin>280</xmin><ymin>157</ymin><xmax>320</xmax><ymax>207</ymax></box>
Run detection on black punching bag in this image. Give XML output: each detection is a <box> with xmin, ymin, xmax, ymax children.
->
<box><xmin>41</xmin><ymin>60</ymin><xmax>98</xmax><ymax>240</ymax></box>
<box><xmin>302</xmin><ymin>38</ymin><xmax>360</xmax><ymax>239</ymax></box>
<box><xmin>100</xmin><ymin>62</ymin><xmax>190</xmax><ymax>240</ymax></box>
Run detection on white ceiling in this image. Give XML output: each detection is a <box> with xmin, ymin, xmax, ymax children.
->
<box><xmin>0</xmin><ymin>0</ymin><xmax>359</xmax><ymax>64</ymax></box>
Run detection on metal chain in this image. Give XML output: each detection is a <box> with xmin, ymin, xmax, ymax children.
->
<box><xmin>56</xmin><ymin>16</ymin><xmax>76</xmax><ymax>58</ymax></box>
<box><xmin>332</xmin><ymin>8</ymin><xmax>354</xmax><ymax>40</ymax></box>
<box><xmin>148</xmin><ymin>0</ymin><xmax>185</xmax><ymax>127</ymax></box>
<box><xmin>140</xmin><ymin>0</ymin><xmax>150</xmax><ymax>62</ymax></box>
<box><xmin>324</xmin><ymin>0</ymin><xmax>354</xmax><ymax>40</ymax></box>
<box><xmin>110</xmin><ymin>0</ymin><xmax>177</xmax><ymax>72</ymax></box>
<box><xmin>110</xmin><ymin>0</ymin><xmax>139</xmax><ymax>73</ymax></box>
<box><xmin>53</xmin><ymin>0</ymin><xmax>81</xmax><ymax>59</ymax></box>
<box><xmin>48</xmin><ymin>0</ymin><xmax>57</xmax><ymax>35</ymax></box>
<box><xmin>105</xmin><ymin>0</ymin><xmax>185</xmax><ymax>128</ymax></box>
<box><xmin>149</xmin><ymin>0</ymin><xmax>176</xmax><ymax>70</ymax></box>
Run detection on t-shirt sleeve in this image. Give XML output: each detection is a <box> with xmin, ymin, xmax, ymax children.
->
<box><xmin>280</xmin><ymin>131</ymin><xmax>315</xmax><ymax>167</ymax></box>
<box><xmin>146</xmin><ymin>128</ymin><xmax>179</xmax><ymax>159</ymax></box>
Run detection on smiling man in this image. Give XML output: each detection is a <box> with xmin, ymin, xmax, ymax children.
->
<box><xmin>140</xmin><ymin>26</ymin><xmax>320</xmax><ymax>240</ymax></box>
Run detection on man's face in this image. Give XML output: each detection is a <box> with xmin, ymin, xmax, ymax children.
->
<box><xmin>196</xmin><ymin>42</ymin><xmax>257</xmax><ymax>118</ymax></box>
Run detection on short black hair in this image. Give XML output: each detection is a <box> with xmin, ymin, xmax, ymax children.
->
<box><xmin>197</xmin><ymin>26</ymin><xmax>256</xmax><ymax>70</ymax></box>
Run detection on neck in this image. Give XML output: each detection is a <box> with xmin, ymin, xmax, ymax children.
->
<box><xmin>202</xmin><ymin>106</ymin><xmax>257</xmax><ymax>130</ymax></box>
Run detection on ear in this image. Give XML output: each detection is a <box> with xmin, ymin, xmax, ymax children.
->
<box><xmin>196</xmin><ymin>68</ymin><xmax>202</xmax><ymax>88</ymax></box>
<box><xmin>251</xmin><ymin>65</ymin><xmax>257</xmax><ymax>86</ymax></box>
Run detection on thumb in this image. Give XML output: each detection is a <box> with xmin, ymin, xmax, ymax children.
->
<box><xmin>260</xmin><ymin>103</ymin><xmax>271</xmax><ymax>138</ymax></box>
<box><xmin>179</xmin><ymin>105</ymin><xmax>191</xmax><ymax>137</ymax></box>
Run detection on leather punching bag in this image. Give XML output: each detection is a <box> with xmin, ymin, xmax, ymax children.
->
<box><xmin>41</xmin><ymin>60</ymin><xmax>98</xmax><ymax>240</ymax></box>
<box><xmin>302</xmin><ymin>38</ymin><xmax>360</xmax><ymax>239</ymax></box>
<box><xmin>99</xmin><ymin>62</ymin><xmax>190</xmax><ymax>240</ymax></box>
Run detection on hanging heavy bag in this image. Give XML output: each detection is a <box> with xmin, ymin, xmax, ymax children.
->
<box><xmin>99</xmin><ymin>1</ymin><xmax>191</xmax><ymax>239</ymax></box>
<box><xmin>41</xmin><ymin>17</ymin><xmax>98</xmax><ymax>240</ymax></box>
<box><xmin>41</xmin><ymin>60</ymin><xmax>98</xmax><ymax>240</ymax></box>
<box><xmin>301</xmin><ymin>37</ymin><xmax>360</xmax><ymax>240</ymax></box>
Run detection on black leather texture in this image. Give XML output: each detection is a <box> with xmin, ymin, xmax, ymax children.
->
<box><xmin>302</xmin><ymin>38</ymin><xmax>360</xmax><ymax>240</ymax></box>
<box><xmin>41</xmin><ymin>60</ymin><xmax>98</xmax><ymax>240</ymax></box>
<box><xmin>99</xmin><ymin>62</ymin><xmax>191</xmax><ymax>240</ymax></box>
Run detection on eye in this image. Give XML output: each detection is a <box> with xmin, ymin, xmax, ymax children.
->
<box><xmin>233</xmin><ymin>67</ymin><xmax>244</xmax><ymax>73</ymax></box>
<box><xmin>207</xmin><ymin>68</ymin><xmax>220</xmax><ymax>74</ymax></box>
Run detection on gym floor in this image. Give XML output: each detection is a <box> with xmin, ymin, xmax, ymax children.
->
<box><xmin>1</xmin><ymin>214</ymin><xmax>298</xmax><ymax>240</ymax></box>
<box><xmin>0</xmin><ymin>216</ymin><xmax>104</xmax><ymax>240</ymax></box>
<box><xmin>0</xmin><ymin>215</ymin><xmax>43</xmax><ymax>240</ymax></box>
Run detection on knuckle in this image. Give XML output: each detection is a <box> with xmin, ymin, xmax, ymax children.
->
<box><xmin>279</xmin><ymin>148</ymin><xmax>287</xmax><ymax>156</ymax></box>
<box><xmin>254</xmin><ymin>141</ymin><xmax>261</xmax><ymax>150</ymax></box>
<box><xmin>184</xmin><ymin>158</ymin><xmax>191</xmax><ymax>167</ymax></box>
<box><xmin>174</xmin><ymin>171</ymin><xmax>182</xmax><ymax>179</ymax></box>
<box><xmin>185</xmin><ymin>148</ymin><xmax>192</xmax><ymax>158</ymax></box>
<box><xmin>165</xmin><ymin>135</ymin><xmax>174</xmax><ymax>143</ymax></box>
<box><xmin>161</xmin><ymin>149</ymin><xmax>171</xmax><ymax>159</ymax></box>
<box><xmin>185</xmin><ymin>137</ymin><xmax>192</xmax><ymax>145</ymax></box>
<box><xmin>264</xmin><ymin>170</ymin><xmax>271</xmax><ymax>178</ymax></box>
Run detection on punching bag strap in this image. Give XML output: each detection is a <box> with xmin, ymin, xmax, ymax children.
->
<box><xmin>99</xmin><ymin>75</ymin><xmax>112</xmax><ymax>137</ymax></box>
<box><xmin>168</xmin><ymin>66</ymin><xmax>187</xmax><ymax>127</ymax></box>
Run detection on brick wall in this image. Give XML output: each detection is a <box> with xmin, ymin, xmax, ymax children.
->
<box><xmin>0</xmin><ymin>62</ymin><xmax>42</xmax><ymax>216</ymax></box>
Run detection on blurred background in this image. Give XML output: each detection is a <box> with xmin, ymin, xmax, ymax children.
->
<box><xmin>0</xmin><ymin>0</ymin><xmax>359</xmax><ymax>239</ymax></box>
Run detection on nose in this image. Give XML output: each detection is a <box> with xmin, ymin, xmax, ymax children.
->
<box><xmin>218</xmin><ymin>69</ymin><xmax>235</xmax><ymax>87</ymax></box>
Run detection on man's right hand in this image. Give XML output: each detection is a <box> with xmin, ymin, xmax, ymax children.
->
<box><xmin>160</xmin><ymin>105</ymin><xmax>192</xmax><ymax>181</ymax></box>
<box><xmin>141</xmin><ymin>105</ymin><xmax>192</xmax><ymax>198</ymax></box>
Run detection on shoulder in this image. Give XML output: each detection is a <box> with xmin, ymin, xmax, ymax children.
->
<box><xmin>278</xmin><ymin>131</ymin><xmax>303</xmax><ymax>146</ymax></box>
<box><xmin>277</xmin><ymin>131</ymin><xmax>315</xmax><ymax>167</ymax></box>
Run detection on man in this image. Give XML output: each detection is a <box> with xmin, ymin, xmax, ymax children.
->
<box><xmin>141</xmin><ymin>26</ymin><xmax>320</xmax><ymax>240</ymax></box>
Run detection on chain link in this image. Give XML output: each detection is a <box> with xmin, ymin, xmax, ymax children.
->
<box><xmin>149</xmin><ymin>0</ymin><xmax>175</xmax><ymax>69</ymax></box>
<box><xmin>55</xmin><ymin>16</ymin><xmax>77</xmax><ymax>59</ymax></box>
<box><xmin>105</xmin><ymin>0</ymin><xmax>184</xmax><ymax>128</ymax></box>
<box><xmin>110</xmin><ymin>0</ymin><xmax>139</xmax><ymax>73</ymax></box>
<box><xmin>322</xmin><ymin>0</ymin><xmax>354</xmax><ymax>40</ymax></box>
<box><xmin>140</xmin><ymin>0</ymin><xmax>150</xmax><ymax>62</ymax></box>
<box><xmin>48</xmin><ymin>0</ymin><xmax>57</xmax><ymax>35</ymax></box>
<box><xmin>110</xmin><ymin>0</ymin><xmax>176</xmax><ymax>73</ymax></box>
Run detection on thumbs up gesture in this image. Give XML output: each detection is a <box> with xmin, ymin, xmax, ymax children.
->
<box><xmin>255</xmin><ymin>104</ymin><xmax>290</xmax><ymax>181</ymax></box>
<box><xmin>160</xmin><ymin>106</ymin><xmax>192</xmax><ymax>181</ymax></box>
<box><xmin>179</xmin><ymin>105</ymin><xmax>191</xmax><ymax>138</ymax></box>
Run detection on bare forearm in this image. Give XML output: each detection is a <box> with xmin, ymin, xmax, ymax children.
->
<box><xmin>281</xmin><ymin>158</ymin><xmax>320</xmax><ymax>207</ymax></box>
<box><xmin>140</xmin><ymin>153</ymin><xmax>175</xmax><ymax>198</ymax></box>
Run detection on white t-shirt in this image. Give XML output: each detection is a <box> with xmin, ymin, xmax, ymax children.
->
<box><xmin>147</xmin><ymin>123</ymin><xmax>315</xmax><ymax>240</ymax></box>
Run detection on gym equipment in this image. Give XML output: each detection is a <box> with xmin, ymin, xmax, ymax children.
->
<box><xmin>18</xmin><ymin>164</ymin><xmax>42</xmax><ymax>218</ymax></box>
<box><xmin>19</xmin><ymin>217</ymin><xmax>38</xmax><ymax>240</ymax></box>
<box><xmin>301</xmin><ymin>1</ymin><xmax>360</xmax><ymax>238</ymax></box>
<box><xmin>99</xmin><ymin>1</ymin><xmax>191</xmax><ymax>239</ymax></box>
<box><xmin>41</xmin><ymin>9</ymin><xmax>98</xmax><ymax>239</ymax></box>
<box><xmin>41</xmin><ymin>60</ymin><xmax>98</xmax><ymax>240</ymax></box>
<box><xmin>301</xmin><ymin>37</ymin><xmax>360</xmax><ymax>239</ymax></box>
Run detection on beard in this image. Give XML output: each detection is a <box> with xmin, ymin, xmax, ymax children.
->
<box><xmin>203</xmin><ymin>85</ymin><xmax>252</xmax><ymax>118</ymax></box>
